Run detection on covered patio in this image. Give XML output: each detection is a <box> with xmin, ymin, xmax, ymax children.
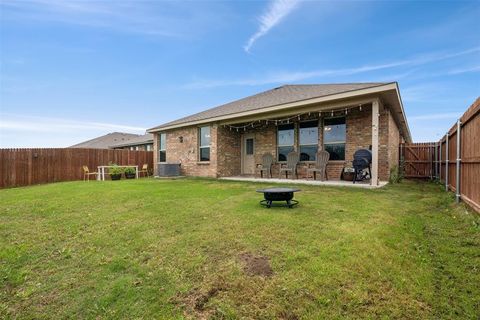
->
<box><xmin>216</xmin><ymin>96</ymin><xmax>397</xmax><ymax>186</ymax></box>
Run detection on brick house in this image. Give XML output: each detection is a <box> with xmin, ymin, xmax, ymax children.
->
<box><xmin>147</xmin><ymin>83</ymin><xmax>412</xmax><ymax>186</ymax></box>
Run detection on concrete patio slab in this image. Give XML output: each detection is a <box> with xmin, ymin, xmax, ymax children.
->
<box><xmin>219</xmin><ymin>176</ymin><xmax>388</xmax><ymax>189</ymax></box>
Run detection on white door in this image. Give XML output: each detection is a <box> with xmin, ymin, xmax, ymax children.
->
<box><xmin>242</xmin><ymin>133</ymin><xmax>255</xmax><ymax>175</ymax></box>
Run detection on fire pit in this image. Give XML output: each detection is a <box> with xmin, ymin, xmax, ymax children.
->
<box><xmin>256</xmin><ymin>187</ymin><xmax>300</xmax><ymax>208</ymax></box>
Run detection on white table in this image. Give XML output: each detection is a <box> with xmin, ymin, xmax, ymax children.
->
<box><xmin>97</xmin><ymin>165</ymin><xmax>138</xmax><ymax>181</ymax></box>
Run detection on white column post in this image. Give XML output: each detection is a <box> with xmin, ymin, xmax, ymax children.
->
<box><xmin>371</xmin><ymin>100</ymin><xmax>379</xmax><ymax>186</ymax></box>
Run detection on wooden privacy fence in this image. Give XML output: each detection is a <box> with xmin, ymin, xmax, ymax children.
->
<box><xmin>400</xmin><ymin>97</ymin><xmax>480</xmax><ymax>213</ymax></box>
<box><xmin>0</xmin><ymin>148</ymin><xmax>154</xmax><ymax>188</ymax></box>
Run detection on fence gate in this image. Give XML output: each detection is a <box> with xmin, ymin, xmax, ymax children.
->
<box><xmin>400</xmin><ymin>143</ymin><xmax>435</xmax><ymax>179</ymax></box>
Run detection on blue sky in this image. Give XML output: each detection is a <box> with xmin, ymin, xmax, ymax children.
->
<box><xmin>0</xmin><ymin>0</ymin><xmax>479</xmax><ymax>147</ymax></box>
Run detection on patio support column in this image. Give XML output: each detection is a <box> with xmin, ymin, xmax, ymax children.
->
<box><xmin>371</xmin><ymin>100</ymin><xmax>380</xmax><ymax>186</ymax></box>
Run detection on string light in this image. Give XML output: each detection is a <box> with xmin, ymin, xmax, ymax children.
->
<box><xmin>223</xmin><ymin>103</ymin><xmax>367</xmax><ymax>131</ymax></box>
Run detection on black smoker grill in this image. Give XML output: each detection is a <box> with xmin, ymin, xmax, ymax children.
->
<box><xmin>352</xmin><ymin>149</ymin><xmax>372</xmax><ymax>184</ymax></box>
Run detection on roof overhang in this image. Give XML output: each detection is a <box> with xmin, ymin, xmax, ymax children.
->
<box><xmin>148</xmin><ymin>82</ymin><xmax>412</xmax><ymax>142</ymax></box>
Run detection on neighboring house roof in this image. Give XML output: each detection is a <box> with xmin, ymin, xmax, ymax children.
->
<box><xmin>109</xmin><ymin>134</ymin><xmax>153</xmax><ymax>148</ymax></box>
<box><xmin>70</xmin><ymin>132</ymin><xmax>143</xmax><ymax>149</ymax></box>
<box><xmin>148</xmin><ymin>82</ymin><xmax>412</xmax><ymax>142</ymax></box>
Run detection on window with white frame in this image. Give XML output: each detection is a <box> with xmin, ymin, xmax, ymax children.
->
<box><xmin>277</xmin><ymin>123</ymin><xmax>295</xmax><ymax>162</ymax></box>
<box><xmin>146</xmin><ymin>144</ymin><xmax>152</xmax><ymax>151</ymax></box>
<box><xmin>199</xmin><ymin>126</ymin><xmax>210</xmax><ymax>161</ymax></box>
<box><xmin>159</xmin><ymin>133</ymin><xmax>166</xmax><ymax>162</ymax></box>
<box><xmin>299</xmin><ymin>121</ymin><xmax>319</xmax><ymax>161</ymax></box>
<box><xmin>323</xmin><ymin>117</ymin><xmax>346</xmax><ymax>160</ymax></box>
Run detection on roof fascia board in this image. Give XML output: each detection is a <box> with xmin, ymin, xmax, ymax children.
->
<box><xmin>393</xmin><ymin>82</ymin><xmax>412</xmax><ymax>142</ymax></box>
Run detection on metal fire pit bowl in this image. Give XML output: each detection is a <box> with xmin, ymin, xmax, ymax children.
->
<box><xmin>256</xmin><ymin>187</ymin><xmax>300</xmax><ymax>208</ymax></box>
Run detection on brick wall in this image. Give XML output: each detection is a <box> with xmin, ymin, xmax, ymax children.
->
<box><xmin>154</xmin><ymin>126</ymin><xmax>218</xmax><ymax>177</ymax></box>
<box><xmin>378</xmin><ymin>104</ymin><xmax>390</xmax><ymax>180</ymax></box>
<box><xmin>217</xmin><ymin>126</ymin><xmax>241</xmax><ymax>177</ymax></box>
<box><xmin>387</xmin><ymin>109</ymin><xmax>401</xmax><ymax>176</ymax></box>
<box><xmin>154</xmin><ymin>103</ymin><xmax>400</xmax><ymax>181</ymax></box>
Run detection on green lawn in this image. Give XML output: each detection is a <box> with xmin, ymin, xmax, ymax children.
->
<box><xmin>1</xmin><ymin>178</ymin><xmax>479</xmax><ymax>319</ymax></box>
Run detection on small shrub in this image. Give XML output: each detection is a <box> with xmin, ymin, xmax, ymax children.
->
<box><xmin>389</xmin><ymin>164</ymin><xmax>404</xmax><ymax>184</ymax></box>
<box><xmin>124</xmin><ymin>167</ymin><xmax>136</xmax><ymax>175</ymax></box>
<box><xmin>109</xmin><ymin>164</ymin><xmax>124</xmax><ymax>175</ymax></box>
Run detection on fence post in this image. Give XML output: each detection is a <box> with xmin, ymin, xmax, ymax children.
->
<box><xmin>455</xmin><ymin>120</ymin><xmax>461</xmax><ymax>203</ymax></box>
<box><xmin>399</xmin><ymin>143</ymin><xmax>403</xmax><ymax>166</ymax></box>
<box><xmin>429</xmin><ymin>145</ymin><xmax>432</xmax><ymax>180</ymax></box>
<box><xmin>439</xmin><ymin>140</ymin><xmax>442</xmax><ymax>181</ymax></box>
<box><xmin>445</xmin><ymin>133</ymin><xmax>449</xmax><ymax>191</ymax></box>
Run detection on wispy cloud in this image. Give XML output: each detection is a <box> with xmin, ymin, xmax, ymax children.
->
<box><xmin>244</xmin><ymin>0</ymin><xmax>300</xmax><ymax>53</ymax></box>
<box><xmin>0</xmin><ymin>114</ymin><xmax>146</xmax><ymax>133</ymax></box>
<box><xmin>186</xmin><ymin>46</ymin><xmax>480</xmax><ymax>88</ymax></box>
<box><xmin>0</xmin><ymin>0</ymin><xmax>216</xmax><ymax>38</ymax></box>
<box><xmin>447</xmin><ymin>65</ymin><xmax>480</xmax><ymax>75</ymax></box>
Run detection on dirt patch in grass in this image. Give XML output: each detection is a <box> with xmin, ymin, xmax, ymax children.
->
<box><xmin>173</xmin><ymin>284</ymin><xmax>227</xmax><ymax>319</ymax></box>
<box><xmin>238</xmin><ymin>252</ymin><xmax>273</xmax><ymax>277</ymax></box>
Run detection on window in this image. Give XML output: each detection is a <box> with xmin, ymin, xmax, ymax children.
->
<box><xmin>199</xmin><ymin>126</ymin><xmax>210</xmax><ymax>161</ymax></box>
<box><xmin>299</xmin><ymin>121</ymin><xmax>319</xmax><ymax>161</ymax></box>
<box><xmin>323</xmin><ymin>117</ymin><xmax>346</xmax><ymax>160</ymax></box>
<box><xmin>277</xmin><ymin>124</ymin><xmax>294</xmax><ymax>161</ymax></box>
<box><xmin>159</xmin><ymin>133</ymin><xmax>166</xmax><ymax>162</ymax></box>
<box><xmin>146</xmin><ymin>144</ymin><xmax>152</xmax><ymax>151</ymax></box>
<box><xmin>246</xmin><ymin>138</ymin><xmax>254</xmax><ymax>155</ymax></box>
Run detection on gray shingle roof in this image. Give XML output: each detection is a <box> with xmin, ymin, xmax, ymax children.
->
<box><xmin>149</xmin><ymin>83</ymin><xmax>390</xmax><ymax>131</ymax></box>
<box><xmin>70</xmin><ymin>132</ymin><xmax>143</xmax><ymax>149</ymax></box>
<box><xmin>109</xmin><ymin>134</ymin><xmax>153</xmax><ymax>148</ymax></box>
